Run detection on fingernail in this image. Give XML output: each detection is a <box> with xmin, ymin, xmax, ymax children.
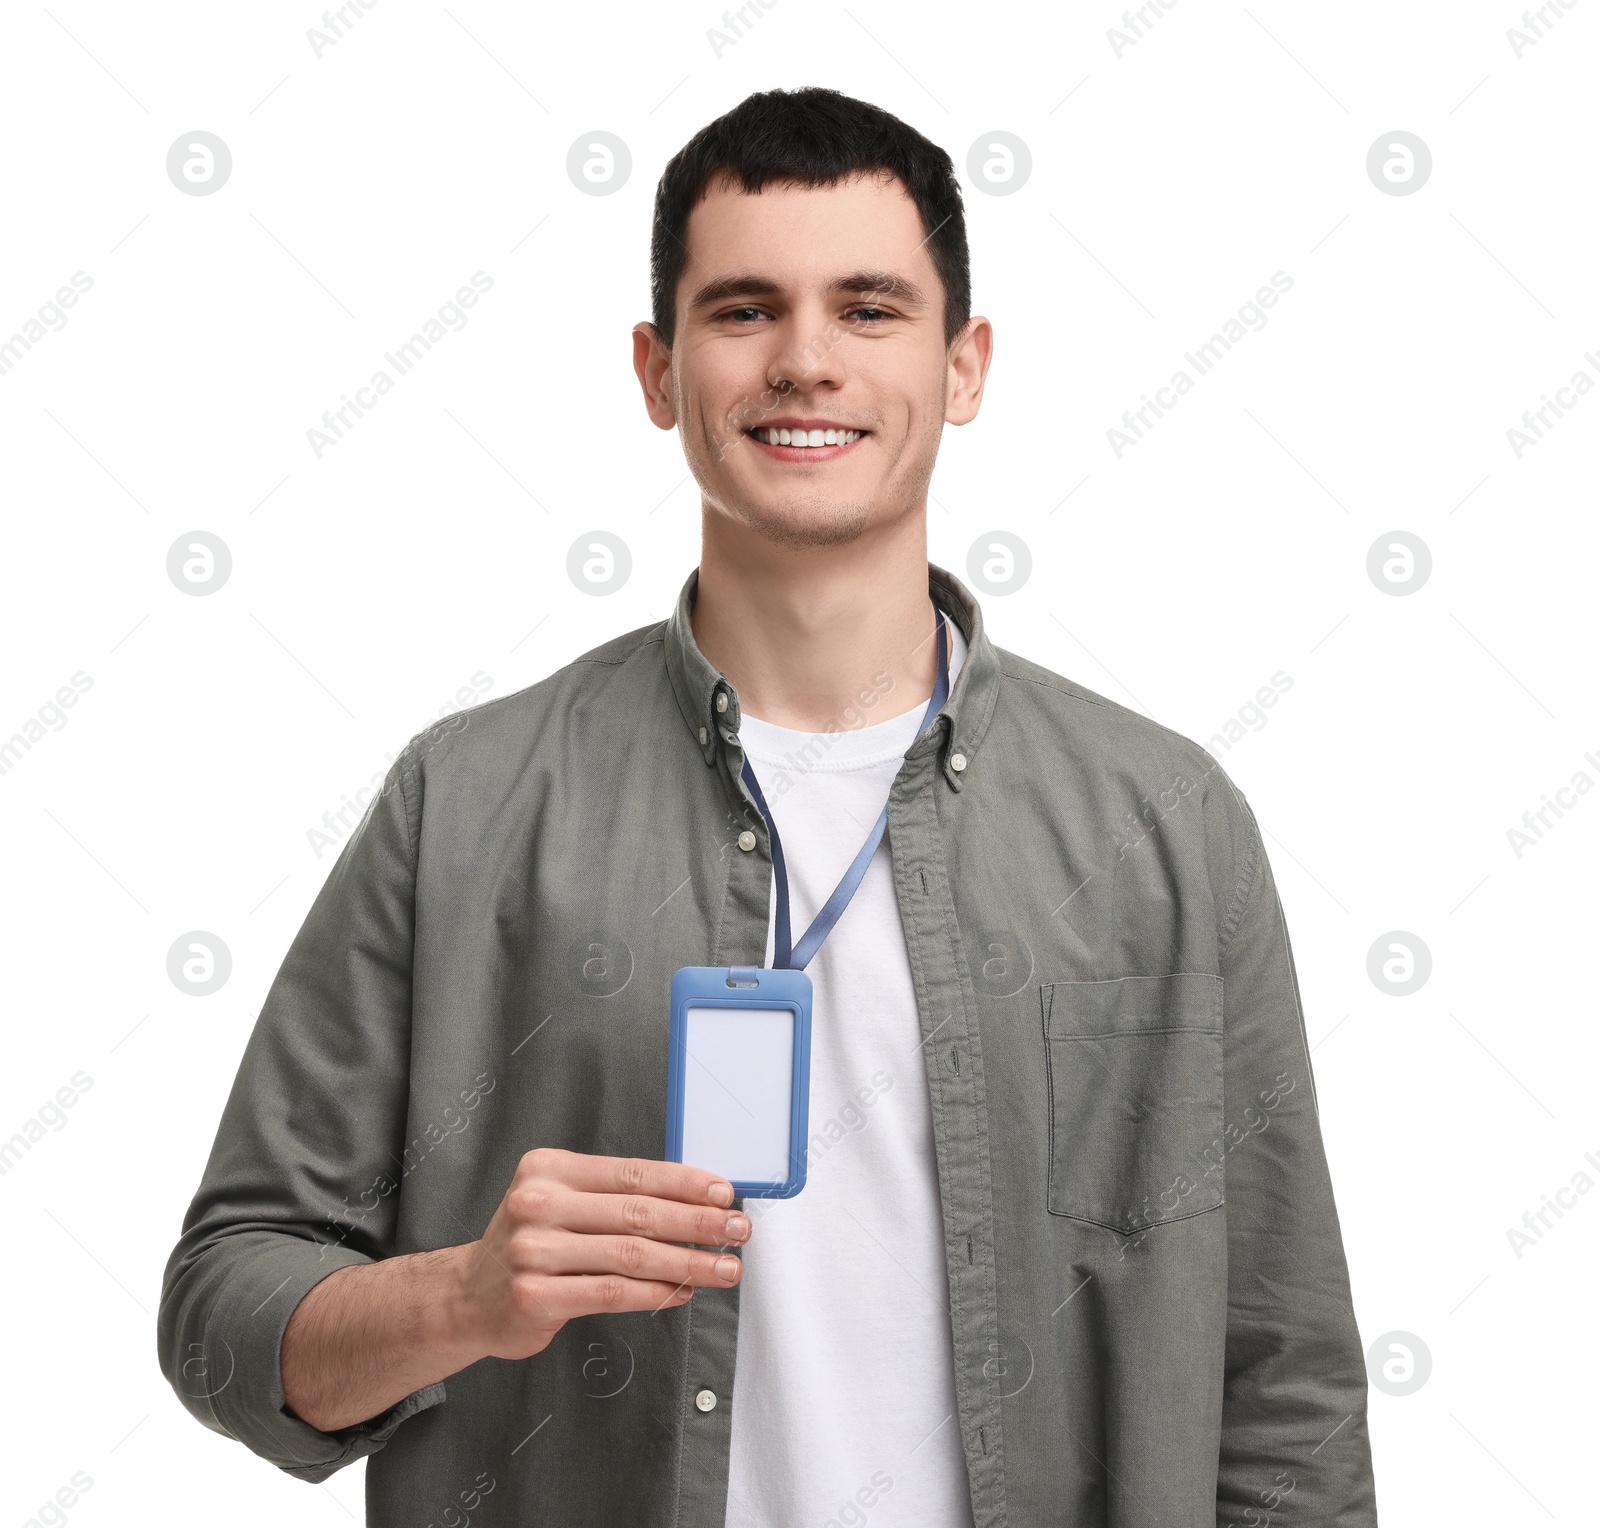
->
<box><xmin>716</xmin><ymin>1256</ymin><xmax>740</xmax><ymax>1282</ymax></box>
<box><xmin>724</xmin><ymin>1213</ymin><xmax>750</xmax><ymax>1240</ymax></box>
<box><xmin>708</xmin><ymin>1182</ymin><xmax>733</xmax><ymax>1207</ymax></box>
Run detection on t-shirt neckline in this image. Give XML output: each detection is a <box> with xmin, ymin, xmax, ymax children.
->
<box><xmin>737</xmin><ymin>620</ymin><xmax>968</xmax><ymax>772</ymax></box>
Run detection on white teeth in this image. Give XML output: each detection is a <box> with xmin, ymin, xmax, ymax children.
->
<box><xmin>759</xmin><ymin>427</ymin><xmax>862</xmax><ymax>447</ymax></box>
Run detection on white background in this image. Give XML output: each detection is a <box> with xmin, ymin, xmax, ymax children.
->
<box><xmin>2</xmin><ymin>1</ymin><xmax>1596</xmax><ymax>1522</ymax></box>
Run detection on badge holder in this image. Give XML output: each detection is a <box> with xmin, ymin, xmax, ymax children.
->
<box><xmin>664</xmin><ymin>609</ymin><xmax>950</xmax><ymax>1201</ymax></box>
<box><xmin>665</xmin><ymin>965</ymin><xmax>812</xmax><ymax>1199</ymax></box>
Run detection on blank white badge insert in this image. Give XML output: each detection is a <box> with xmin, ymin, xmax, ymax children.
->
<box><xmin>679</xmin><ymin>1004</ymin><xmax>794</xmax><ymax>1186</ymax></box>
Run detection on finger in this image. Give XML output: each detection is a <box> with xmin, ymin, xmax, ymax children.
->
<box><xmin>514</xmin><ymin>1272</ymin><xmax>699</xmax><ymax>1325</ymax></box>
<box><xmin>524</xmin><ymin>1230</ymin><xmax>742</xmax><ymax>1289</ymax></box>
<box><xmin>559</xmin><ymin>1191</ymin><xmax>751</xmax><ymax>1248</ymax></box>
<box><xmin>530</xmin><ymin>1148</ymin><xmax>735</xmax><ymax>1208</ymax></box>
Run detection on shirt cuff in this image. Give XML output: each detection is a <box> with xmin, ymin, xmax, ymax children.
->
<box><xmin>170</xmin><ymin>1233</ymin><xmax>447</xmax><ymax>1482</ymax></box>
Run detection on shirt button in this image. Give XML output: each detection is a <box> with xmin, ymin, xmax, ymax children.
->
<box><xmin>695</xmin><ymin>1388</ymin><xmax>717</xmax><ymax>1412</ymax></box>
<box><xmin>737</xmin><ymin>831</ymin><xmax>756</xmax><ymax>852</ymax></box>
<box><xmin>715</xmin><ymin>693</ymin><xmax>729</xmax><ymax>714</ymax></box>
<box><xmin>698</xmin><ymin>727</ymin><xmax>708</xmax><ymax>745</ymax></box>
<box><xmin>950</xmin><ymin>752</ymin><xmax>968</xmax><ymax>773</ymax></box>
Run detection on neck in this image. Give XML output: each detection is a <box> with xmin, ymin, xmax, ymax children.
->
<box><xmin>691</xmin><ymin>506</ymin><xmax>939</xmax><ymax>732</ymax></box>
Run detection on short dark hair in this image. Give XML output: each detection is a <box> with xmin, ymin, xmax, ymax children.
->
<box><xmin>649</xmin><ymin>87</ymin><xmax>970</xmax><ymax>348</ymax></box>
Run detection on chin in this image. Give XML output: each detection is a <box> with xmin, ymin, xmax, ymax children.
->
<box><xmin>722</xmin><ymin>493</ymin><xmax>875</xmax><ymax>550</ymax></box>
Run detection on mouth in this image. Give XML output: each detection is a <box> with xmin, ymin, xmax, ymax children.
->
<box><xmin>743</xmin><ymin>421</ymin><xmax>868</xmax><ymax>461</ymax></box>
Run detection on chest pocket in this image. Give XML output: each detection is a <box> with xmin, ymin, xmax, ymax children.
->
<box><xmin>1041</xmin><ymin>973</ymin><xmax>1224</xmax><ymax>1233</ymax></box>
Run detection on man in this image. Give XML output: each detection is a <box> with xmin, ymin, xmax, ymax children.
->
<box><xmin>160</xmin><ymin>87</ymin><xmax>1378</xmax><ymax>1526</ymax></box>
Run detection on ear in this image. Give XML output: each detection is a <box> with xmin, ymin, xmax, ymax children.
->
<box><xmin>944</xmin><ymin>316</ymin><xmax>994</xmax><ymax>426</ymax></box>
<box><xmin>632</xmin><ymin>322</ymin><xmax>678</xmax><ymax>430</ymax></box>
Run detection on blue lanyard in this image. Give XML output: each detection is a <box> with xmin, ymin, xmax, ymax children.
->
<box><xmin>739</xmin><ymin>611</ymin><xmax>951</xmax><ymax>971</ymax></box>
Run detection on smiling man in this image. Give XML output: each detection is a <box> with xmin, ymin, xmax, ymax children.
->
<box><xmin>160</xmin><ymin>88</ymin><xmax>1378</xmax><ymax>1527</ymax></box>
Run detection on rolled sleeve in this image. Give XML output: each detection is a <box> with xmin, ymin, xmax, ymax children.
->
<box><xmin>158</xmin><ymin>740</ymin><xmax>445</xmax><ymax>1480</ymax></box>
<box><xmin>164</xmin><ymin>1232</ymin><xmax>444</xmax><ymax>1481</ymax></box>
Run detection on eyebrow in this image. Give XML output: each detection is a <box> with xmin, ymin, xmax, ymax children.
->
<box><xmin>686</xmin><ymin>269</ymin><xmax>930</xmax><ymax>311</ymax></box>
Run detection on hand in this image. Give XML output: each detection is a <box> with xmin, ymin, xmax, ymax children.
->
<box><xmin>454</xmin><ymin>1148</ymin><xmax>750</xmax><ymax>1361</ymax></box>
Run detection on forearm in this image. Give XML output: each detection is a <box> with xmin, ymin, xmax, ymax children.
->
<box><xmin>281</xmin><ymin>1243</ymin><xmax>486</xmax><ymax>1434</ymax></box>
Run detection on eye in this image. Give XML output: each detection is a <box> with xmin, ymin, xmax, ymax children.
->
<box><xmin>849</xmin><ymin>305</ymin><xmax>891</xmax><ymax>324</ymax></box>
<box><xmin>724</xmin><ymin>306</ymin><xmax>770</xmax><ymax>323</ymax></box>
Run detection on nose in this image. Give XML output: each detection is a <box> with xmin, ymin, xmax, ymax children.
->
<box><xmin>767</xmin><ymin>303</ymin><xmax>848</xmax><ymax>394</ymax></box>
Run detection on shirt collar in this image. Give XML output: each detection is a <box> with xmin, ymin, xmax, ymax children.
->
<box><xmin>663</xmin><ymin>561</ymin><xmax>1001</xmax><ymax>791</ymax></box>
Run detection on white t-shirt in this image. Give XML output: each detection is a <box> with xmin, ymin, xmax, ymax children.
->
<box><xmin>724</xmin><ymin>619</ymin><xmax>975</xmax><ymax>1528</ymax></box>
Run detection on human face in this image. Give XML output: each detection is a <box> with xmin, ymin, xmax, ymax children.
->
<box><xmin>633</xmin><ymin>173</ymin><xmax>991</xmax><ymax>550</ymax></box>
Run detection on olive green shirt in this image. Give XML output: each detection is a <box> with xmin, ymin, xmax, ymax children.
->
<box><xmin>158</xmin><ymin>564</ymin><xmax>1378</xmax><ymax>1526</ymax></box>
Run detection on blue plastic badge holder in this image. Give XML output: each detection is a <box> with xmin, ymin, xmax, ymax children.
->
<box><xmin>665</xmin><ymin>965</ymin><xmax>812</xmax><ymax>1199</ymax></box>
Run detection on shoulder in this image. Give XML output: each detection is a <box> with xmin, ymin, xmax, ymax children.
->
<box><xmin>990</xmin><ymin>642</ymin><xmax>1264</xmax><ymax>911</ymax></box>
<box><xmin>394</xmin><ymin>619</ymin><xmax>667</xmax><ymax>780</ymax></box>
<box><xmin>991</xmin><ymin>643</ymin><xmax>1222</xmax><ymax>780</ymax></box>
